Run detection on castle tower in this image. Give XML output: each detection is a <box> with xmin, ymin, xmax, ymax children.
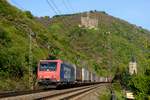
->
<box><xmin>129</xmin><ymin>58</ymin><xmax>137</xmax><ymax>75</ymax></box>
<box><xmin>79</xmin><ymin>12</ymin><xmax>98</xmax><ymax>29</ymax></box>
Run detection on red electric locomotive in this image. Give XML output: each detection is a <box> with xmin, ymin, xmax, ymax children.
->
<box><xmin>37</xmin><ymin>59</ymin><xmax>75</xmax><ymax>87</ymax></box>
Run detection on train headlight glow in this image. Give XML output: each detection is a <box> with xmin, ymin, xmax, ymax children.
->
<box><xmin>39</xmin><ymin>75</ymin><xmax>42</xmax><ymax>78</ymax></box>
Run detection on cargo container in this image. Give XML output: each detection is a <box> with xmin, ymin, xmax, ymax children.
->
<box><xmin>75</xmin><ymin>67</ymin><xmax>82</xmax><ymax>82</ymax></box>
<box><xmin>90</xmin><ymin>73</ymin><xmax>96</xmax><ymax>82</ymax></box>
<box><xmin>82</xmin><ymin>68</ymin><xmax>90</xmax><ymax>82</ymax></box>
<box><xmin>60</xmin><ymin>62</ymin><xmax>75</xmax><ymax>82</ymax></box>
<box><xmin>95</xmin><ymin>75</ymin><xmax>99</xmax><ymax>82</ymax></box>
<box><xmin>99</xmin><ymin>77</ymin><xmax>103</xmax><ymax>82</ymax></box>
<box><xmin>89</xmin><ymin>72</ymin><xmax>91</xmax><ymax>82</ymax></box>
<box><xmin>99</xmin><ymin>77</ymin><xmax>108</xmax><ymax>82</ymax></box>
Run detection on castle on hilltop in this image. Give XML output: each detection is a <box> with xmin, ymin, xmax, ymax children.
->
<box><xmin>79</xmin><ymin>12</ymin><xmax>98</xmax><ymax>29</ymax></box>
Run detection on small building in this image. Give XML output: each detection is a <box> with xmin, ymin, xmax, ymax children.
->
<box><xmin>129</xmin><ymin>61</ymin><xmax>137</xmax><ymax>75</ymax></box>
<box><xmin>126</xmin><ymin>91</ymin><xmax>135</xmax><ymax>99</ymax></box>
<box><xmin>79</xmin><ymin>12</ymin><xmax>98</xmax><ymax>29</ymax></box>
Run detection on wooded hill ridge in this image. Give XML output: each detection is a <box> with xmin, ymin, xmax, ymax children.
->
<box><xmin>0</xmin><ymin>1</ymin><xmax>150</xmax><ymax>98</ymax></box>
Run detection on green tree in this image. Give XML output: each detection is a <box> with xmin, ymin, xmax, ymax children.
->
<box><xmin>25</xmin><ymin>11</ymin><xmax>33</xmax><ymax>19</ymax></box>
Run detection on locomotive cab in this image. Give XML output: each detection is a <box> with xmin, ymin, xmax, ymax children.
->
<box><xmin>37</xmin><ymin>60</ymin><xmax>61</xmax><ymax>86</ymax></box>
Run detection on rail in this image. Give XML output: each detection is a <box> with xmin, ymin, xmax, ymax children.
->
<box><xmin>0</xmin><ymin>84</ymin><xmax>106</xmax><ymax>100</ymax></box>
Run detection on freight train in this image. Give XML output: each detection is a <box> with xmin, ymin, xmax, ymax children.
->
<box><xmin>37</xmin><ymin>59</ymin><xmax>112</xmax><ymax>87</ymax></box>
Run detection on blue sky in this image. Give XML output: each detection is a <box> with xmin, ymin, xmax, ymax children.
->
<box><xmin>9</xmin><ymin>0</ymin><xmax>150</xmax><ymax>30</ymax></box>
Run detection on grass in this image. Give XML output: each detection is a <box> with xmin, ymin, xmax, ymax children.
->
<box><xmin>98</xmin><ymin>86</ymin><xmax>111</xmax><ymax>100</ymax></box>
<box><xmin>112</xmin><ymin>82</ymin><xmax>124</xmax><ymax>100</ymax></box>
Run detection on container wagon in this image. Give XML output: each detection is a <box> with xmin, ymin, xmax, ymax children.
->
<box><xmin>82</xmin><ymin>68</ymin><xmax>90</xmax><ymax>82</ymax></box>
<box><xmin>99</xmin><ymin>77</ymin><xmax>104</xmax><ymax>82</ymax></box>
<box><xmin>89</xmin><ymin>72</ymin><xmax>91</xmax><ymax>82</ymax></box>
<box><xmin>90</xmin><ymin>73</ymin><xmax>96</xmax><ymax>82</ymax></box>
<box><xmin>61</xmin><ymin>62</ymin><xmax>75</xmax><ymax>83</ymax></box>
<box><xmin>74</xmin><ymin>66</ymin><xmax>82</xmax><ymax>82</ymax></box>
<box><xmin>95</xmin><ymin>75</ymin><xmax>99</xmax><ymax>82</ymax></box>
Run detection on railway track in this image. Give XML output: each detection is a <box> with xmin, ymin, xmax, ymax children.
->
<box><xmin>0</xmin><ymin>84</ymin><xmax>106</xmax><ymax>100</ymax></box>
<box><xmin>0</xmin><ymin>89</ymin><xmax>51</xmax><ymax>99</ymax></box>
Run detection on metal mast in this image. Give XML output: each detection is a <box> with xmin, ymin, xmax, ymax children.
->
<box><xmin>29</xmin><ymin>29</ymin><xmax>33</xmax><ymax>90</ymax></box>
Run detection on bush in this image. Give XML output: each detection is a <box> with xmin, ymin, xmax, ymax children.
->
<box><xmin>0</xmin><ymin>47</ymin><xmax>27</xmax><ymax>79</ymax></box>
<box><xmin>25</xmin><ymin>11</ymin><xmax>33</xmax><ymax>19</ymax></box>
<box><xmin>0</xmin><ymin>27</ymin><xmax>11</xmax><ymax>46</ymax></box>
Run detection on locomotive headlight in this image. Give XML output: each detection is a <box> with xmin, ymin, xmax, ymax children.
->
<box><xmin>39</xmin><ymin>75</ymin><xmax>42</xmax><ymax>78</ymax></box>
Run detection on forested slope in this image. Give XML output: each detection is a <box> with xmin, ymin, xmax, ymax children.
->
<box><xmin>0</xmin><ymin>1</ymin><xmax>150</xmax><ymax>98</ymax></box>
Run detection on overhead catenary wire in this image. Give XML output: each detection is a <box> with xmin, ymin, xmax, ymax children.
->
<box><xmin>50</xmin><ymin>0</ymin><xmax>72</xmax><ymax>27</ymax></box>
<box><xmin>46</xmin><ymin>0</ymin><xmax>58</xmax><ymax>15</ymax></box>
<box><xmin>46</xmin><ymin>0</ymin><xmax>69</xmax><ymax>31</ymax></box>
<box><xmin>62</xmin><ymin>0</ymin><xmax>71</xmax><ymax>12</ymax></box>
<box><xmin>61</xmin><ymin>0</ymin><xmax>76</xmax><ymax>28</ymax></box>
<box><xmin>50</xmin><ymin>0</ymin><xmax>62</xmax><ymax>14</ymax></box>
<box><xmin>46</xmin><ymin>0</ymin><xmax>72</xmax><ymax>31</ymax></box>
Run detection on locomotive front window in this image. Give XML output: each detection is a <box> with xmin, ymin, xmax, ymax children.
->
<box><xmin>40</xmin><ymin>62</ymin><xmax>57</xmax><ymax>71</ymax></box>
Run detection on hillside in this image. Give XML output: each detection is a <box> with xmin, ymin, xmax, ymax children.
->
<box><xmin>37</xmin><ymin>11</ymin><xmax>150</xmax><ymax>75</ymax></box>
<box><xmin>37</xmin><ymin>12</ymin><xmax>150</xmax><ymax>98</ymax></box>
<box><xmin>0</xmin><ymin>1</ymin><xmax>150</xmax><ymax>98</ymax></box>
<box><xmin>0</xmin><ymin>0</ymin><xmax>55</xmax><ymax>90</ymax></box>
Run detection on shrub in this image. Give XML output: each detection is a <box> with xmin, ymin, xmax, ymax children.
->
<box><xmin>25</xmin><ymin>11</ymin><xmax>33</xmax><ymax>19</ymax></box>
<box><xmin>0</xmin><ymin>27</ymin><xmax>11</xmax><ymax>46</ymax></box>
